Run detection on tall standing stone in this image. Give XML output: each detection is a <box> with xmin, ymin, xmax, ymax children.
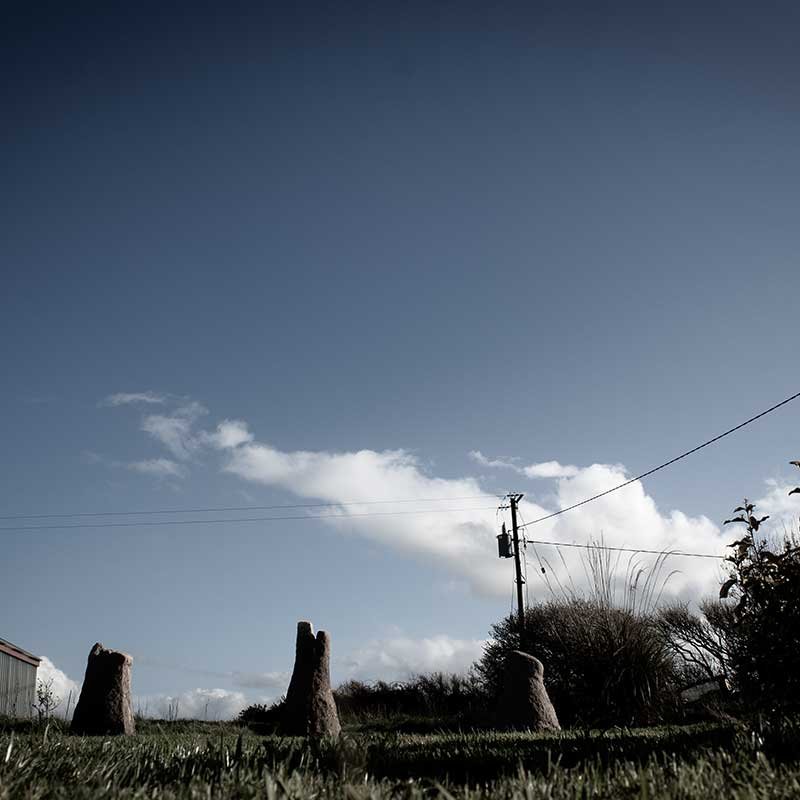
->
<box><xmin>71</xmin><ymin>643</ymin><xmax>135</xmax><ymax>735</ymax></box>
<box><xmin>497</xmin><ymin>650</ymin><xmax>560</xmax><ymax>731</ymax></box>
<box><xmin>282</xmin><ymin>621</ymin><xmax>341</xmax><ymax>738</ymax></box>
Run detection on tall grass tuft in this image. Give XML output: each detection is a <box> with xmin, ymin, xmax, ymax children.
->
<box><xmin>477</xmin><ymin>540</ymin><xmax>683</xmax><ymax>727</ymax></box>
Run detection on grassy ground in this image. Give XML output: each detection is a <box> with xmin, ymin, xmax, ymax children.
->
<box><xmin>1</xmin><ymin>719</ymin><xmax>798</xmax><ymax>799</ymax></box>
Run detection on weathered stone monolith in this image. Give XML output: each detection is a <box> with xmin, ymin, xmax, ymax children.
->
<box><xmin>71</xmin><ymin>643</ymin><xmax>135</xmax><ymax>735</ymax></box>
<box><xmin>282</xmin><ymin>621</ymin><xmax>341</xmax><ymax>738</ymax></box>
<box><xmin>497</xmin><ymin>650</ymin><xmax>560</xmax><ymax>731</ymax></box>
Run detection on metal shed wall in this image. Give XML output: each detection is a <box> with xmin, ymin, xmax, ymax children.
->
<box><xmin>0</xmin><ymin>641</ymin><xmax>40</xmax><ymax>718</ymax></box>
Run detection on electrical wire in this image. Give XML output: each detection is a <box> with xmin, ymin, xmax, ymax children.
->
<box><xmin>0</xmin><ymin>504</ymin><xmax>500</xmax><ymax>533</ymax></box>
<box><xmin>517</xmin><ymin>388</ymin><xmax>800</xmax><ymax>531</ymax></box>
<box><xmin>517</xmin><ymin>506</ymin><xmax>531</xmax><ymax>608</ymax></box>
<box><xmin>524</xmin><ymin>538</ymin><xmax>724</xmax><ymax>559</ymax></box>
<box><xmin>0</xmin><ymin>494</ymin><xmax>504</xmax><ymax>522</ymax></box>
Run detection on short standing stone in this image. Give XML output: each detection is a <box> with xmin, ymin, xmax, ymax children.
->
<box><xmin>71</xmin><ymin>643</ymin><xmax>135</xmax><ymax>735</ymax></box>
<box><xmin>282</xmin><ymin>621</ymin><xmax>341</xmax><ymax>738</ymax></box>
<box><xmin>497</xmin><ymin>650</ymin><xmax>560</xmax><ymax>731</ymax></box>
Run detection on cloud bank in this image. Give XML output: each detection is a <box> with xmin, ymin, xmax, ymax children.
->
<box><xmin>230</xmin><ymin>671</ymin><xmax>289</xmax><ymax>691</ymax></box>
<box><xmin>212</xmin><ymin>425</ymin><xmax>727</xmax><ymax>601</ymax></box>
<box><xmin>37</xmin><ymin>657</ymin><xmax>81</xmax><ymax>718</ymax></box>
<box><xmin>219</xmin><ymin>437</ymin><xmax>508</xmax><ymax>595</ymax></box>
<box><xmin>342</xmin><ymin>634</ymin><xmax>486</xmax><ymax>682</ymax></box>
<box><xmin>102</xmin><ymin>392</ymin><xmax>800</xmax><ymax>604</ymax></box>
<box><xmin>134</xmin><ymin>688</ymin><xmax>249</xmax><ymax>721</ymax></box>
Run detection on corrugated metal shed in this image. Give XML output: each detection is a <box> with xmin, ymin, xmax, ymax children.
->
<box><xmin>0</xmin><ymin>638</ymin><xmax>41</xmax><ymax>718</ymax></box>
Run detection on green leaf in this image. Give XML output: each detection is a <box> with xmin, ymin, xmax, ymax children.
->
<box><xmin>723</xmin><ymin>516</ymin><xmax>747</xmax><ymax>525</ymax></box>
<box><xmin>729</xmin><ymin>537</ymin><xmax>750</xmax><ymax>548</ymax></box>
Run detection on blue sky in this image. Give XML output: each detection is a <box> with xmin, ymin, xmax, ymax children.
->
<box><xmin>2</xmin><ymin>1</ymin><xmax>799</xmax><ymax>718</ymax></box>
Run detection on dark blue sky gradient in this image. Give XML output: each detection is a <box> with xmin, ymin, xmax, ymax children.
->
<box><xmin>2</xmin><ymin>1</ymin><xmax>799</xmax><ymax>702</ymax></box>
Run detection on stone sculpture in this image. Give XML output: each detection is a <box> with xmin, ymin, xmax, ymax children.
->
<box><xmin>282</xmin><ymin>621</ymin><xmax>341</xmax><ymax>738</ymax></box>
<box><xmin>71</xmin><ymin>642</ymin><xmax>135</xmax><ymax>735</ymax></box>
<box><xmin>497</xmin><ymin>650</ymin><xmax>560</xmax><ymax>731</ymax></box>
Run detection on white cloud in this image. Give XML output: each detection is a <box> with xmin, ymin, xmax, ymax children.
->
<box><xmin>469</xmin><ymin>452</ymin><xmax>580</xmax><ymax>480</ymax></box>
<box><xmin>102</xmin><ymin>391</ymin><xmax>166</xmax><ymax>407</ymax></box>
<box><xmin>342</xmin><ymin>635</ymin><xmax>486</xmax><ymax>681</ymax></box>
<box><xmin>222</xmin><ymin>442</ymin><xmax>507</xmax><ymax>595</ymax></box>
<box><xmin>752</xmin><ymin>478</ymin><xmax>800</xmax><ymax>542</ymax></box>
<box><xmin>219</xmin><ymin>434</ymin><xmax>734</xmax><ymax>602</ymax></box>
<box><xmin>110</xmin><ymin>397</ymin><xmax>795</xmax><ymax>606</ymax></box>
<box><xmin>142</xmin><ymin>402</ymin><xmax>208</xmax><ymax>460</ymax></box>
<box><xmin>230</xmin><ymin>670</ymin><xmax>289</xmax><ymax>691</ymax></box>
<box><xmin>201</xmin><ymin>420</ymin><xmax>253</xmax><ymax>450</ymax></box>
<box><xmin>523</xmin><ymin>461</ymin><xmax>580</xmax><ymax>479</ymax></box>
<box><xmin>37</xmin><ymin>657</ymin><xmax>81</xmax><ymax>718</ymax></box>
<box><xmin>83</xmin><ymin>451</ymin><xmax>186</xmax><ymax>481</ymax></box>
<box><xmin>142</xmin><ymin>415</ymin><xmax>194</xmax><ymax>459</ymax></box>
<box><xmin>134</xmin><ymin>688</ymin><xmax>248</xmax><ymax>721</ymax></box>
<box><xmin>128</xmin><ymin>458</ymin><xmax>186</xmax><ymax>479</ymax></box>
<box><xmin>81</xmin><ymin>450</ymin><xmax>105</xmax><ymax>464</ymax></box>
<box><xmin>468</xmin><ymin>451</ymin><xmax>518</xmax><ymax>470</ymax></box>
<box><xmin>514</xmin><ymin>463</ymin><xmax>732</xmax><ymax>601</ymax></box>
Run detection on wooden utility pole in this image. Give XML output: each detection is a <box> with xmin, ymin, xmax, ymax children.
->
<box><xmin>508</xmin><ymin>493</ymin><xmax>525</xmax><ymax>647</ymax></box>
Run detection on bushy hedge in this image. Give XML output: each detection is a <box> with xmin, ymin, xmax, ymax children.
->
<box><xmin>475</xmin><ymin>601</ymin><xmax>681</xmax><ymax>727</ymax></box>
<box><xmin>334</xmin><ymin>673</ymin><xmax>488</xmax><ymax>726</ymax></box>
<box><xmin>241</xmin><ymin>601</ymin><xmax>684</xmax><ymax>732</ymax></box>
<box><xmin>239</xmin><ymin>674</ymin><xmax>490</xmax><ymax>734</ymax></box>
<box><xmin>720</xmin><ymin>496</ymin><xmax>800</xmax><ymax>713</ymax></box>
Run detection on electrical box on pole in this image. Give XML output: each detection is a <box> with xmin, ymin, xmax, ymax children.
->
<box><xmin>497</xmin><ymin>523</ymin><xmax>513</xmax><ymax>558</ymax></box>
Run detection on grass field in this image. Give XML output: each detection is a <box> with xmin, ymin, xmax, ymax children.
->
<box><xmin>3</xmin><ymin>718</ymin><xmax>800</xmax><ymax>799</ymax></box>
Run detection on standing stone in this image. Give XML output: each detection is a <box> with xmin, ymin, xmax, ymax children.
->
<box><xmin>282</xmin><ymin>621</ymin><xmax>341</xmax><ymax>738</ymax></box>
<box><xmin>497</xmin><ymin>650</ymin><xmax>560</xmax><ymax>731</ymax></box>
<box><xmin>71</xmin><ymin>643</ymin><xmax>135</xmax><ymax>735</ymax></box>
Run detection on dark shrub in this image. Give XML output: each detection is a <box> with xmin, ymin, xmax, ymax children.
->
<box><xmin>721</xmin><ymin>497</ymin><xmax>800</xmax><ymax>712</ymax></box>
<box><xmin>334</xmin><ymin>673</ymin><xmax>488</xmax><ymax>728</ymax></box>
<box><xmin>239</xmin><ymin>677</ymin><xmax>490</xmax><ymax>733</ymax></box>
<box><xmin>475</xmin><ymin>601</ymin><xmax>680</xmax><ymax>727</ymax></box>
<box><xmin>657</xmin><ymin>599</ymin><xmax>735</xmax><ymax>685</ymax></box>
<box><xmin>237</xmin><ymin>698</ymin><xmax>284</xmax><ymax>733</ymax></box>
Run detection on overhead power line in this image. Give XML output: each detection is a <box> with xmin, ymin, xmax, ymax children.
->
<box><xmin>524</xmin><ymin>538</ymin><xmax>724</xmax><ymax>559</ymax></box>
<box><xmin>0</xmin><ymin>494</ymin><xmax>503</xmax><ymax>522</ymax></box>
<box><xmin>0</xmin><ymin>504</ymin><xmax>499</xmax><ymax>533</ymax></box>
<box><xmin>517</xmin><ymin>388</ymin><xmax>800</xmax><ymax>531</ymax></box>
